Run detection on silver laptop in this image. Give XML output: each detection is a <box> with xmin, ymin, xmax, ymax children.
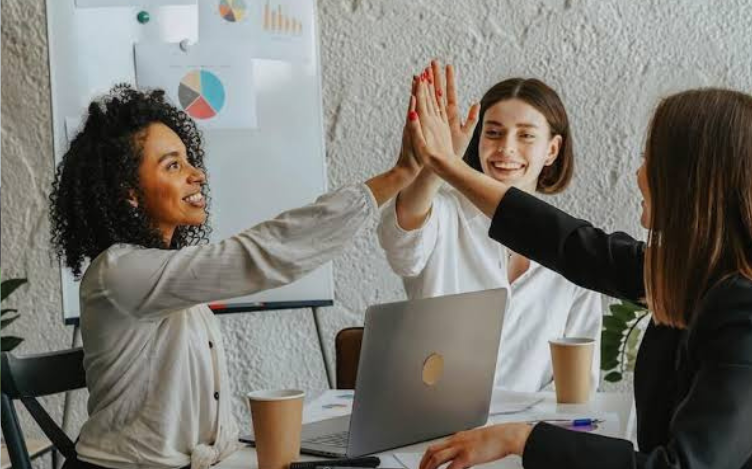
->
<box><xmin>242</xmin><ymin>288</ymin><xmax>507</xmax><ymax>457</ymax></box>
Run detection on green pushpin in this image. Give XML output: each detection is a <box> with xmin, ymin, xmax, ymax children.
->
<box><xmin>137</xmin><ymin>10</ymin><xmax>150</xmax><ymax>24</ymax></box>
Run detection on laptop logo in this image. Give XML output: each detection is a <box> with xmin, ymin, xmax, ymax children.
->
<box><xmin>422</xmin><ymin>353</ymin><xmax>444</xmax><ymax>386</ymax></box>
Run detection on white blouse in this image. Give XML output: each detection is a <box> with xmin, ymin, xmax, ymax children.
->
<box><xmin>76</xmin><ymin>184</ymin><xmax>378</xmax><ymax>469</ymax></box>
<box><xmin>377</xmin><ymin>185</ymin><xmax>602</xmax><ymax>392</ymax></box>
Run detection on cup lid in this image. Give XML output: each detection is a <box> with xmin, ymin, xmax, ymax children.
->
<box><xmin>549</xmin><ymin>337</ymin><xmax>595</xmax><ymax>346</ymax></box>
<box><xmin>246</xmin><ymin>389</ymin><xmax>305</xmax><ymax>401</ymax></box>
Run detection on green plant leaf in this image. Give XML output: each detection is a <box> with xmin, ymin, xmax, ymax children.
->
<box><xmin>603</xmin><ymin>315</ymin><xmax>628</xmax><ymax>331</ymax></box>
<box><xmin>1</xmin><ymin>308</ymin><xmax>19</xmax><ymax>316</ymax></box>
<box><xmin>626</xmin><ymin>352</ymin><xmax>638</xmax><ymax>371</ymax></box>
<box><xmin>610</xmin><ymin>304</ymin><xmax>637</xmax><ymax>322</ymax></box>
<box><xmin>604</xmin><ymin>371</ymin><xmax>623</xmax><ymax>383</ymax></box>
<box><xmin>626</xmin><ymin>325</ymin><xmax>642</xmax><ymax>350</ymax></box>
<box><xmin>601</xmin><ymin>333</ymin><xmax>622</xmax><ymax>348</ymax></box>
<box><xmin>601</xmin><ymin>358</ymin><xmax>619</xmax><ymax>371</ymax></box>
<box><xmin>1</xmin><ymin>336</ymin><xmax>24</xmax><ymax>352</ymax></box>
<box><xmin>1</xmin><ymin>278</ymin><xmax>28</xmax><ymax>302</ymax></box>
<box><xmin>601</xmin><ymin>330</ymin><xmax>624</xmax><ymax>347</ymax></box>
<box><xmin>601</xmin><ymin>344</ymin><xmax>619</xmax><ymax>366</ymax></box>
<box><xmin>1</xmin><ymin>315</ymin><xmax>21</xmax><ymax>328</ymax></box>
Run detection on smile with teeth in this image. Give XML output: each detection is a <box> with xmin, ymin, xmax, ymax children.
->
<box><xmin>491</xmin><ymin>161</ymin><xmax>525</xmax><ymax>170</ymax></box>
<box><xmin>183</xmin><ymin>192</ymin><xmax>205</xmax><ymax>206</ymax></box>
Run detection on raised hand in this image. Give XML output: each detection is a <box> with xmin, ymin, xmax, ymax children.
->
<box><xmin>428</xmin><ymin>60</ymin><xmax>480</xmax><ymax>157</ymax></box>
<box><xmin>394</xmin><ymin>77</ymin><xmax>423</xmax><ymax>178</ymax></box>
<box><xmin>407</xmin><ymin>70</ymin><xmax>457</xmax><ymax>175</ymax></box>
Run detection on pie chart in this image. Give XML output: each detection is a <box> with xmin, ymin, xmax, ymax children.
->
<box><xmin>219</xmin><ymin>0</ymin><xmax>247</xmax><ymax>23</ymax></box>
<box><xmin>178</xmin><ymin>70</ymin><xmax>226</xmax><ymax>120</ymax></box>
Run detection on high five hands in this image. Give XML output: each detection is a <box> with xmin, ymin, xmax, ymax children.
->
<box><xmin>406</xmin><ymin>60</ymin><xmax>510</xmax><ymax>218</ymax></box>
<box><xmin>400</xmin><ymin>60</ymin><xmax>479</xmax><ymax>177</ymax></box>
<box><xmin>405</xmin><ymin>60</ymin><xmax>480</xmax><ymax>176</ymax></box>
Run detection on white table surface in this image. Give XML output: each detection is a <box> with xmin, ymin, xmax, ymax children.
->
<box><xmin>217</xmin><ymin>389</ymin><xmax>633</xmax><ymax>469</ymax></box>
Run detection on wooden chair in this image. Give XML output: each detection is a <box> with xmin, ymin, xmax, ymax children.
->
<box><xmin>334</xmin><ymin>327</ymin><xmax>364</xmax><ymax>389</ymax></box>
<box><xmin>1</xmin><ymin>348</ymin><xmax>85</xmax><ymax>469</ymax></box>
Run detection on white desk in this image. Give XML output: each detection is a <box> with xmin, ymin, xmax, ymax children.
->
<box><xmin>217</xmin><ymin>389</ymin><xmax>633</xmax><ymax>469</ymax></box>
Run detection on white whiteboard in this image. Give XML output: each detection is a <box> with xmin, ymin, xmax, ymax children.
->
<box><xmin>46</xmin><ymin>0</ymin><xmax>333</xmax><ymax>323</ymax></box>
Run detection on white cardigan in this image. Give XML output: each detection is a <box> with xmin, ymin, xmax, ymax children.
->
<box><xmin>377</xmin><ymin>185</ymin><xmax>602</xmax><ymax>392</ymax></box>
<box><xmin>76</xmin><ymin>184</ymin><xmax>378</xmax><ymax>469</ymax></box>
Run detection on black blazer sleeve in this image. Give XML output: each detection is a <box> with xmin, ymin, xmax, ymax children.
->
<box><xmin>489</xmin><ymin>187</ymin><xmax>646</xmax><ymax>303</ymax></box>
<box><xmin>522</xmin><ymin>277</ymin><xmax>752</xmax><ymax>469</ymax></box>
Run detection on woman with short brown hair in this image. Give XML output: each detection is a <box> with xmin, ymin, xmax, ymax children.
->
<box><xmin>378</xmin><ymin>62</ymin><xmax>602</xmax><ymax>393</ymax></box>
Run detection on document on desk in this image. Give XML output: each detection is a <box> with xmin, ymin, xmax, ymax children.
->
<box><xmin>490</xmin><ymin>411</ymin><xmax>621</xmax><ymax>437</ymax></box>
<box><xmin>393</xmin><ymin>452</ymin><xmax>522</xmax><ymax>469</ymax></box>
<box><xmin>303</xmin><ymin>390</ymin><xmax>354</xmax><ymax>424</ymax></box>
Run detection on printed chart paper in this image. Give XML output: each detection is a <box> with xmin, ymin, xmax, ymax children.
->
<box><xmin>135</xmin><ymin>42</ymin><xmax>257</xmax><ymax>129</ymax></box>
<box><xmin>199</xmin><ymin>0</ymin><xmax>315</xmax><ymax>62</ymax></box>
<box><xmin>76</xmin><ymin>0</ymin><xmax>196</xmax><ymax>7</ymax></box>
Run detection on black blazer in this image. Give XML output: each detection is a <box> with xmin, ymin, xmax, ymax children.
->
<box><xmin>488</xmin><ymin>188</ymin><xmax>752</xmax><ymax>469</ymax></box>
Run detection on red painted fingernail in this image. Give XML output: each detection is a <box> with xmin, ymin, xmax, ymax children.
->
<box><xmin>437</xmin><ymin>89</ymin><xmax>443</xmax><ymax>97</ymax></box>
<box><xmin>408</xmin><ymin>111</ymin><xmax>418</xmax><ymax>121</ymax></box>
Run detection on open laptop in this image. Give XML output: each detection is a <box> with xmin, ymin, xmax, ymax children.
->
<box><xmin>242</xmin><ymin>288</ymin><xmax>507</xmax><ymax>457</ymax></box>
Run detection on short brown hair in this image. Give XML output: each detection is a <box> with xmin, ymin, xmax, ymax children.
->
<box><xmin>463</xmin><ymin>78</ymin><xmax>574</xmax><ymax>194</ymax></box>
<box><xmin>645</xmin><ymin>88</ymin><xmax>752</xmax><ymax>328</ymax></box>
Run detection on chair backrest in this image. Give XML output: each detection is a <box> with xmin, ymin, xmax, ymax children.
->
<box><xmin>335</xmin><ymin>327</ymin><xmax>363</xmax><ymax>389</ymax></box>
<box><xmin>1</xmin><ymin>348</ymin><xmax>86</xmax><ymax>469</ymax></box>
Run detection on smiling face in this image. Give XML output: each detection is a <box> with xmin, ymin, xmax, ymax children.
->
<box><xmin>477</xmin><ymin>99</ymin><xmax>562</xmax><ymax>192</ymax></box>
<box><xmin>132</xmin><ymin>122</ymin><xmax>207</xmax><ymax>244</ymax></box>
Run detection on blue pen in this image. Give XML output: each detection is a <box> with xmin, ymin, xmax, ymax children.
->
<box><xmin>572</xmin><ymin>418</ymin><xmax>601</xmax><ymax>427</ymax></box>
<box><xmin>527</xmin><ymin>418</ymin><xmax>603</xmax><ymax>427</ymax></box>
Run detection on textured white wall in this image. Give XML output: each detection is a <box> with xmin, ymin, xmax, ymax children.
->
<box><xmin>3</xmin><ymin>0</ymin><xmax>752</xmax><ymax>448</ymax></box>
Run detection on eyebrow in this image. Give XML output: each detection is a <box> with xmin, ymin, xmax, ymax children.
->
<box><xmin>484</xmin><ymin>120</ymin><xmax>540</xmax><ymax>129</ymax></box>
<box><xmin>157</xmin><ymin>151</ymin><xmax>181</xmax><ymax>163</ymax></box>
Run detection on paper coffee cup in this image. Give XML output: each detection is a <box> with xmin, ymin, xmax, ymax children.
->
<box><xmin>549</xmin><ymin>338</ymin><xmax>594</xmax><ymax>404</ymax></box>
<box><xmin>247</xmin><ymin>389</ymin><xmax>305</xmax><ymax>469</ymax></box>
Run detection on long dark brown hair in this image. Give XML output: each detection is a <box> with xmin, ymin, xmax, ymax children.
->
<box><xmin>645</xmin><ymin>89</ymin><xmax>752</xmax><ymax>328</ymax></box>
<box><xmin>463</xmin><ymin>78</ymin><xmax>574</xmax><ymax>194</ymax></box>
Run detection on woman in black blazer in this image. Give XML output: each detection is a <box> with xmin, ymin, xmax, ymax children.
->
<box><xmin>406</xmin><ymin>67</ymin><xmax>752</xmax><ymax>468</ymax></box>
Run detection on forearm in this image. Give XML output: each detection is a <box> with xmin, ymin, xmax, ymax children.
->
<box><xmin>395</xmin><ymin>169</ymin><xmax>443</xmax><ymax>230</ymax></box>
<box><xmin>365</xmin><ymin>167</ymin><xmax>417</xmax><ymax>207</ymax></box>
<box><xmin>102</xmin><ymin>185</ymin><xmax>377</xmax><ymax>317</ymax></box>
<box><xmin>434</xmin><ymin>160</ymin><xmax>509</xmax><ymax>218</ymax></box>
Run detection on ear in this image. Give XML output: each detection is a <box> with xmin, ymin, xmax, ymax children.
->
<box><xmin>544</xmin><ymin>135</ymin><xmax>562</xmax><ymax>167</ymax></box>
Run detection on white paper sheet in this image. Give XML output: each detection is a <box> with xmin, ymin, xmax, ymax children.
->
<box><xmin>393</xmin><ymin>452</ymin><xmax>523</xmax><ymax>469</ymax></box>
<box><xmin>489</xmin><ymin>411</ymin><xmax>621</xmax><ymax>437</ymax></box>
<box><xmin>135</xmin><ymin>42</ymin><xmax>257</xmax><ymax>129</ymax></box>
<box><xmin>198</xmin><ymin>0</ymin><xmax>314</xmax><ymax>62</ymax></box>
<box><xmin>303</xmin><ymin>390</ymin><xmax>354</xmax><ymax>423</ymax></box>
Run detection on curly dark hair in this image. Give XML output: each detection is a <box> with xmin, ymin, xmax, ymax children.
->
<box><xmin>49</xmin><ymin>84</ymin><xmax>211</xmax><ymax>278</ymax></box>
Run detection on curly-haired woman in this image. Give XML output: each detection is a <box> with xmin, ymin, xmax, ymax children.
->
<box><xmin>50</xmin><ymin>85</ymin><xmax>421</xmax><ymax>469</ymax></box>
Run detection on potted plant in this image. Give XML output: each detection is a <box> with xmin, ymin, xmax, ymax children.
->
<box><xmin>601</xmin><ymin>299</ymin><xmax>651</xmax><ymax>383</ymax></box>
<box><xmin>1</xmin><ymin>276</ymin><xmax>28</xmax><ymax>352</ymax></box>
